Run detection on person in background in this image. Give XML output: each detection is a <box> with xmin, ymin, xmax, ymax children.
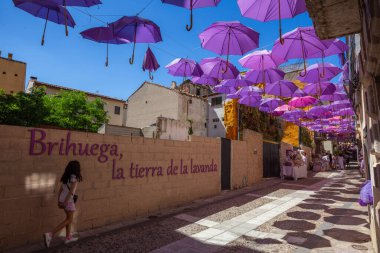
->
<box><xmin>44</xmin><ymin>161</ymin><xmax>83</xmax><ymax>248</ymax></box>
<box><xmin>360</xmin><ymin>157</ymin><xmax>365</xmax><ymax>178</ymax></box>
<box><xmin>328</xmin><ymin>151</ymin><xmax>333</xmax><ymax>170</ymax></box>
<box><xmin>338</xmin><ymin>152</ymin><xmax>345</xmax><ymax>170</ymax></box>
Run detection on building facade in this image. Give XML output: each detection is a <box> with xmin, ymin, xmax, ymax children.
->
<box><xmin>26</xmin><ymin>78</ymin><xmax>127</xmax><ymax>127</ymax></box>
<box><xmin>0</xmin><ymin>53</ymin><xmax>26</xmax><ymax>94</ymax></box>
<box><xmin>306</xmin><ymin>0</ymin><xmax>380</xmax><ymax>251</ymax></box>
<box><xmin>207</xmin><ymin>93</ymin><xmax>228</xmax><ymax>138</ymax></box>
<box><xmin>126</xmin><ymin>82</ymin><xmax>208</xmax><ymax>140</ymax></box>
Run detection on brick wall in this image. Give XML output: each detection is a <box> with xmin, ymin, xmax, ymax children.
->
<box><xmin>0</xmin><ymin>125</ymin><xmax>221</xmax><ymax>250</ymax></box>
<box><xmin>231</xmin><ymin>129</ymin><xmax>263</xmax><ymax>189</ymax></box>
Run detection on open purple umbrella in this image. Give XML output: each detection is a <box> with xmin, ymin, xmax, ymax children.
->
<box><xmin>192</xmin><ymin>63</ymin><xmax>204</xmax><ymax>77</ymax></box>
<box><xmin>238</xmin><ymin>86</ymin><xmax>263</xmax><ymax>96</ymax></box>
<box><xmin>142</xmin><ymin>47</ymin><xmax>160</xmax><ymax>80</ymax></box>
<box><xmin>303</xmin><ymin>82</ymin><xmax>336</xmax><ymax>96</ymax></box>
<box><xmin>311</xmin><ymin>39</ymin><xmax>349</xmax><ymax>64</ymax></box>
<box><xmin>191</xmin><ymin>75</ymin><xmax>219</xmax><ymax>86</ymax></box>
<box><xmin>214</xmin><ymin>84</ymin><xmax>237</xmax><ymax>94</ymax></box>
<box><xmin>14</xmin><ymin>0</ymin><xmax>76</xmax><ymax>45</ymax></box>
<box><xmin>293</xmin><ymin>88</ymin><xmax>307</xmax><ymax>97</ymax></box>
<box><xmin>110</xmin><ymin>16</ymin><xmax>162</xmax><ymax>65</ymax></box>
<box><xmin>199</xmin><ymin>21</ymin><xmax>259</xmax><ymax>71</ymax></box>
<box><xmin>272</xmin><ymin>27</ymin><xmax>332</xmax><ymax>77</ymax></box>
<box><xmin>334</xmin><ymin>108</ymin><xmax>355</xmax><ymax>117</ymax></box>
<box><xmin>200</xmin><ymin>57</ymin><xmax>239</xmax><ymax>79</ymax></box>
<box><xmin>259</xmin><ymin>98</ymin><xmax>285</xmax><ymax>112</ymax></box>
<box><xmin>162</xmin><ymin>0</ymin><xmax>221</xmax><ymax>31</ymax></box>
<box><xmin>306</xmin><ymin>106</ymin><xmax>329</xmax><ymax>118</ymax></box>
<box><xmin>297</xmin><ymin>63</ymin><xmax>342</xmax><ymax>83</ymax></box>
<box><xmin>282</xmin><ymin>109</ymin><xmax>305</xmax><ymax>119</ymax></box>
<box><xmin>245</xmin><ymin>68</ymin><xmax>285</xmax><ymax>84</ymax></box>
<box><xmin>166</xmin><ymin>58</ymin><xmax>197</xmax><ymax>78</ymax></box>
<box><xmin>239</xmin><ymin>49</ymin><xmax>281</xmax><ymax>70</ymax></box>
<box><xmin>239</xmin><ymin>95</ymin><xmax>262</xmax><ymax>107</ymax></box>
<box><xmin>220</xmin><ymin>75</ymin><xmax>252</xmax><ymax>88</ymax></box>
<box><xmin>237</xmin><ymin>0</ymin><xmax>306</xmax><ymax>43</ymax></box>
<box><xmin>328</xmin><ymin>100</ymin><xmax>352</xmax><ymax>111</ymax></box>
<box><xmin>265</xmin><ymin>80</ymin><xmax>298</xmax><ymax>97</ymax></box>
<box><xmin>81</xmin><ymin>26</ymin><xmax>130</xmax><ymax>66</ymax></box>
<box><xmin>288</xmin><ymin>96</ymin><xmax>317</xmax><ymax>108</ymax></box>
<box><xmin>320</xmin><ymin>92</ymin><xmax>348</xmax><ymax>102</ymax></box>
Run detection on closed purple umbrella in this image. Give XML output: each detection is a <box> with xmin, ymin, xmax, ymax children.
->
<box><xmin>162</xmin><ymin>0</ymin><xmax>221</xmax><ymax>31</ymax></box>
<box><xmin>199</xmin><ymin>21</ymin><xmax>259</xmax><ymax>71</ymax></box>
<box><xmin>110</xmin><ymin>16</ymin><xmax>162</xmax><ymax>65</ymax></box>
<box><xmin>81</xmin><ymin>26</ymin><xmax>130</xmax><ymax>66</ymax></box>
<box><xmin>13</xmin><ymin>0</ymin><xmax>75</xmax><ymax>45</ymax></box>
<box><xmin>245</xmin><ymin>68</ymin><xmax>285</xmax><ymax>84</ymax></box>
<box><xmin>303</xmin><ymin>82</ymin><xmax>337</xmax><ymax>96</ymax></box>
<box><xmin>239</xmin><ymin>49</ymin><xmax>281</xmax><ymax>70</ymax></box>
<box><xmin>191</xmin><ymin>75</ymin><xmax>219</xmax><ymax>86</ymax></box>
<box><xmin>272</xmin><ymin>27</ymin><xmax>333</xmax><ymax>77</ymax></box>
<box><xmin>297</xmin><ymin>63</ymin><xmax>342</xmax><ymax>83</ymax></box>
<box><xmin>288</xmin><ymin>96</ymin><xmax>317</xmax><ymax>108</ymax></box>
<box><xmin>237</xmin><ymin>0</ymin><xmax>306</xmax><ymax>43</ymax></box>
<box><xmin>200</xmin><ymin>57</ymin><xmax>239</xmax><ymax>80</ymax></box>
<box><xmin>265</xmin><ymin>80</ymin><xmax>298</xmax><ymax>97</ymax></box>
<box><xmin>142</xmin><ymin>47</ymin><xmax>160</xmax><ymax>80</ymax></box>
<box><xmin>166</xmin><ymin>58</ymin><xmax>197</xmax><ymax>78</ymax></box>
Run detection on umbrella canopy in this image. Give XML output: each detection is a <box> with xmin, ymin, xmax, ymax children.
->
<box><xmin>220</xmin><ymin>76</ymin><xmax>252</xmax><ymax>88</ymax></box>
<box><xmin>142</xmin><ymin>47</ymin><xmax>160</xmax><ymax>80</ymax></box>
<box><xmin>199</xmin><ymin>21</ymin><xmax>259</xmax><ymax>70</ymax></box>
<box><xmin>288</xmin><ymin>96</ymin><xmax>317</xmax><ymax>108</ymax></box>
<box><xmin>259</xmin><ymin>98</ymin><xmax>285</xmax><ymax>112</ymax></box>
<box><xmin>265</xmin><ymin>80</ymin><xmax>298</xmax><ymax>97</ymax></box>
<box><xmin>166</xmin><ymin>58</ymin><xmax>197</xmax><ymax>77</ymax></box>
<box><xmin>50</xmin><ymin>0</ymin><xmax>101</xmax><ymax>6</ymax></box>
<box><xmin>110</xmin><ymin>16</ymin><xmax>162</xmax><ymax>64</ymax></box>
<box><xmin>238</xmin><ymin>86</ymin><xmax>263</xmax><ymax>96</ymax></box>
<box><xmin>214</xmin><ymin>84</ymin><xmax>237</xmax><ymax>94</ymax></box>
<box><xmin>239</xmin><ymin>49</ymin><xmax>281</xmax><ymax>70</ymax></box>
<box><xmin>282</xmin><ymin>109</ymin><xmax>306</xmax><ymax>119</ymax></box>
<box><xmin>80</xmin><ymin>25</ymin><xmax>130</xmax><ymax>66</ymax></box>
<box><xmin>237</xmin><ymin>0</ymin><xmax>306</xmax><ymax>43</ymax></box>
<box><xmin>239</xmin><ymin>95</ymin><xmax>262</xmax><ymax>107</ymax></box>
<box><xmin>191</xmin><ymin>75</ymin><xmax>219</xmax><ymax>86</ymax></box>
<box><xmin>303</xmin><ymin>82</ymin><xmax>337</xmax><ymax>96</ymax></box>
<box><xmin>200</xmin><ymin>57</ymin><xmax>239</xmax><ymax>79</ymax></box>
<box><xmin>272</xmin><ymin>27</ymin><xmax>332</xmax><ymax>76</ymax></box>
<box><xmin>192</xmin><ymin>63</ymin><xmax>204</xmax><ymax>77</ymax></box>
<box><xmin>320</xmin><ymin>92</ymin><xmax>348</xmax><ymax>101</ymax></box>
<box><xmin>328</xmin><ymin>100</ymin><xmax>352</xmax><ymax>110</ymax></box>
<box><xmin>334</xmin><ymin>108</ymin><xmax>355</xmax><ymax>116</ymax></box>
<box><xmin>162</xmin><ymin>0</ymin><xmax>221</xmax><ymax>31</ymax></box>
<box><xmin>292</xmin><ymin>88</ymin><xmax>307</xmax><ymax>97</ymax></box>
<box><xmin>245</xmin><ymin>68</ymin><xmax>285</xmax><ymax>84</ymax></box>
<box><xmin>13</xmin><ymin>0</ymin><xmax>76</xmax><ymax>45</ymax></box>
<box><xmin>306</xmin><ymin>106</ymin><xmax>329</xmax><ymax>118</ymax></box>
<box><xmin>297</xmin><ymin>63</ymin><xmax>342</xmax><ymax>83</ymax></box>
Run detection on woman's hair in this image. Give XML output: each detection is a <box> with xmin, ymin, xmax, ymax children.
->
<box><xmin>60</xmin><ymin>160</ymin><xmax>83</xmax><ymax>183</ymax></box>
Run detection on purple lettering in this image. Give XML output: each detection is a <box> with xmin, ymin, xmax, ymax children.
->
<box><xmin>78</xmin><ymin>143</ymin><xmax>89</xmax><ymax>156</ymax></box>
<box><xmin>90</xmin><ymin>144</ymin><xmax>99</xmax><ymax>156</ymax></box>
<box><xmin>138</xmin><ymin>167</ymin><xmax>145</xmax><ymax>178</ymax></box>
<box><xmin>99</xmin><ymin>144</ymin><xmax>110</xmax><ymax>163</ymax></box>
<box><xmin>65</xmin><ymin>132</ymin><xmax>77</xmax><ymax>155</ymax></box>
<box><xmin>110</xmin><ymin>144</ymin><xmax>118</xmax><ymax>156</ymax></box>
<box><xmin>59</xmin><ymin>138</ymin><xmax>65</xmax><ymax>155</ymax></box>
<box><xmin>129</xmin><ymin>163</ymin><xmax>135</xmax><ymax>178</ymax></box>
<box><xmin>47</xmin><ymin>142</ymin><xmax>58</xmax><ymax>156</ymax></box>
<box><xmin>29</xmin><ymin>129</ymin><xmax>47</xmax><ymax>155</ymax></box>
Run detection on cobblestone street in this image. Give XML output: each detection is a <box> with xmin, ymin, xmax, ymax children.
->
<box><xmin>29</xmin><ymin>167</ymin><xmax>372</xmax><ymax>253</ymax></box>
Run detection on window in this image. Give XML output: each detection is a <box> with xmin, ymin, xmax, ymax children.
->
<box><xmin>196</xmin><ymin>88</ymin><xmax>201</xmax><ymax>96</ymax></box>
<box><xmin>212</xmin><ymin>118</ymin><xmax>220</xmax><ymax>123</ymax></box>
<box><xmin>14</xmin><ymin>74</ymin><xmax>18</xmax><ymax>77</ymax></box>
<box><xmin>211</xmin><ymin>96</ymin><xmax>222</xmax><ymax>106</ymax></box>
<box><xmin>214</xmin><ymin>125</ymin><xmax>217</xmax><ymax>129</ymax></box>
<box><xmin>114</xmin><ymin>106</ymin><xmax>121</xmax><ymax>115</ymax></box>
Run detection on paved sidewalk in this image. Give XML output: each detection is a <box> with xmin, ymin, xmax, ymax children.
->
<box><xmin>24</xmin><ymin>169</ymin><xmax>372</xmax><ymax>253</ymax></box>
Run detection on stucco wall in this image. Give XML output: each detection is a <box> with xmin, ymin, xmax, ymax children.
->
<box><xmin>207</xmin><ymin>94</ymin><xmax>227</xmax><ymax>138</ymax></box>
<box><xmin>231</xmin><ymin>129</ymin><xmax>263</xmax><ymax>189</ymax></box>
<box><xmin>157</xmin><ymin>117</ymin><xmax>189</xmax><ymax>141</ymax></box>
<box><xmin>178</xmin><ymin>94</ymin><xmax>208</xmax><ymax>137</ymax></box>
<box><xmin>0</xmin><ymin>57</ymin><xmax>26</xmax><ymax>94</ymax></box>
<box><xmin>126</xmin><ymin>83</ymin><xmax>180</xmax><ymax>128</ymax></box>
<box><xmin>0</xmin><ymin>125</ymin><xmax>221</xmax><ymax>251</ymax></box>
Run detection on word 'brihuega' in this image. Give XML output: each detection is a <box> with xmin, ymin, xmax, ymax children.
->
<box><xmin>28</xmin><ymin>129</ymin><xmax>217</xmax><ymax>180</ymax></box>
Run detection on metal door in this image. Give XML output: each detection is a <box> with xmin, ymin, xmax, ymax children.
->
<box><xmin>263</xmin><ymin>141</ymin><xmax>280</xmax><ymax>178</ymax></box>
<box><xmin>221</xmin><ymin>138</ymin><xmax>231</xmax><ymax>190</ymax></box>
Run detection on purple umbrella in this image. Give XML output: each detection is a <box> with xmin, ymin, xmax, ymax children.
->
<box><xmin>239</xmin><ymin>49</ymin><xmax>281</xmax><ymax>70</ymax></box>
<box><xmin>312</xmin><ymin>39</ymin><xmax>348</xmax><ymax>64</ymax></box>
<box><xmin>328</xmin><ymin>100</ymin><xmax>352</xmax><ymax>111</ymax></box>
<box><xmin>237</xmin><ymin>0</ymin><xmax>306</xmax><ymax>43</ymax></box>
<box><xmin>288</xmin><ymin>96</ymin><xmax>317</xmax><ymax>108</ymax></box>
<box><xmin>245</xmin><ymin>68</ymin><xmax>285</xmax><ymax>84</ymax></box>
<box><xmin>81</xmin><ymin>26</ymin><xmax>130</xmax><ymax>66</ymax></box>
<box><xmin>334</xmin><ymin>108</ymin><xmax>355</xmax><ymax>117</ymax></box>
<box><xmin>220</xmin><ymin>76</ymin><xmax>252</xmax><ymax>88</ymax></box>
<box><xmin>238</xmin><ymin>86</ymin><xmax>263</xmax><ymax>96</ymax></box>
<box><xmin>110</xmin><ymin>16</ymin><xmax>162</xmax><ymax>64</ymax></box>
<box><xmin>13</xmin><ymin>0</ymin><xmax>76</xmax><ymax>45</ymax></box>
<box><xmin>166</xmin><ymin>58</ymin><xmax>197</xmax><ymax>78</ymax></box>
<box><xmin>200</xmin><ymin>57</ymin><xmax>239</xmax><ymax>79</ymax></box>
<box><xmin>199</xmin><ymin>21</ymin><xmax>259</xmax><ymax>71</ymax></box>
<box><xmin>259</xmin><ymin>98</ymin><xmax>285</xmax><ymax>112</ymax></box>
<box><xmin>303</xmin><ymin>82</ymin><xmax>336</xmax><ymax>96</ymax></box>
<box><xmin>191</xmin><ymin>75</ymin><xmax>219</xmax><ymax>86</ymax></box>
<box><xmin>297</xmin><ymin>63</ymin><xmax>342</xmax><ymax>83</ymax></box>
<box><xmin>293</xmin><ymin>88</ymin><xmax>307</xmax><ymax>97</ymax></box>
<box><xmin>306</xmin><ymin>106</ymin><xmax>329</xmax><ymax>118</ymax></box>
<box><xmin>214</xmin><ymin>84</ymin><xmax>237</xmax><ymax>94</ymax></box>
<box><xmin>239</xmin><ymin>95</ymin><xmax>262</xmax><ymax>107</ymax></box>
<box><xmin>192</xmin><ymin>63</ymin><xmax>204</xmax><ymax>77</ymax></box>
<box><xmin>320</xmin><ymin>92</ymin><xmax>348</xmax><ymax>101</ymax></box>
<box><xmin>272</xmin><ymin>27</ymin><xmax>332</xmax><ymax>76</ymax></box>
<box><xmin>162</xmin><ymin>0</ymin><xmax>221</xmax><ymax>31</ymax></box>
<box><xmin>143</xmin><ymin>47</ymin><xmax>160</xmax><ymax>80</ymax></box>
<box><xmin>265</xmin><ymin>80</ymin><xmax>298</xmax><ymax>97</ymax></box>
<box><xmin>282</xmin><ymin>109</ymin><xmax>306</xmax><ymax>119</ymax></box>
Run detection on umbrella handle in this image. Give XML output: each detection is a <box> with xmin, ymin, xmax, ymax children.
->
<box><xmin>64</xmin><ymin>1</ymin><xmax>68</xmax><ymax>36</ymax></box>
<box><xmin>186</xmin><ymin>1</ymin><xmax>193</xmax><ymax>31</ymax></box>
<box><xmin>129</xmin><ymin>41</ymin><xmax>136</xmax><ymax>65</ymax></box>
<box><xmin>149</xmin><ymin>71</ymin><xmax>154</xmax><ymax>80</ymax></box>
<box><xmin>278</xmin><ymin>0</ymin><xmax>285</xmax><ymax>45</ymax></box>
<box><xmin>319</xmin><ymin>52</ymin><xmax>326</xmax><ymax>78</ymax></box>
<box><xmin>299</xmin><ymin>35</ymin><xmax>307</xmax><ymax>77</ymax></box>
<box><xmin>222</xmin><ymin>32</ymin><xmax>231</xmax><ymax>73</ymax></box>
<box><xmin>105</xmin><ymin>43</ymin><xmax>109</xmax><ymax>67</ymax></box>
<box><xmin>41</xmin><ymin>9</ymin><xmax>49</xmax><ymax>46</ymax></box>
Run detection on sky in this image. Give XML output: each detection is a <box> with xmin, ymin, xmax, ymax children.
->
<box><xmin>0</xmin><ymin>0</ymin><xmax>341</xmax><ymax>101</ymax></box>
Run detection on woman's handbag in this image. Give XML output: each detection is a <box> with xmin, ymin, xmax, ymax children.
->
<box><xmin>67</xmin><ymin>183</ymin><xmax>78</xmax><ymax>203</ymax></box>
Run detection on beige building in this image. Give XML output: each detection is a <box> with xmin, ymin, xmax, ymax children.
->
<box><xmin>126</xmin><ymin>81</ymin><xmax>208</xmax><ymax>140</ymax></box>
<box><xmin>26</xmin><ymin>77</ymin><xmax>127</xmax><ymax>127</ymax></box>
<box><xmin>0</xmin><ymin>53</ymin><xmax>26</xmax><ymax>94</ymax></box>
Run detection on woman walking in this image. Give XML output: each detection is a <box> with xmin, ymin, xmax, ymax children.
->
<box><xmin>44</xmin><ymin>160</ymin><xmax>83</xmax><ymax>248</ymax></box>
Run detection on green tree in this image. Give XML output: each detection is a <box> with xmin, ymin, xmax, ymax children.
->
<box><xmin>43</xmin><ymin>90</ymin><xmax>108</xmax><ymax>132</ymax></box>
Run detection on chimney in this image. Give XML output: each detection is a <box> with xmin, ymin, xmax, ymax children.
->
<box><xmin>8</xmin><ymin>53</ymin><xmax>13</xmax><ymax>60</ymax></box>
<box><xmin>171</xmin><ymin>81</ymin><xmax>177</xmax><ymax>89</ymax></box>
<box><xmin>30</xmin><ymin>76</ymin><xmax>38</xmax><ymax>80</ymax></box>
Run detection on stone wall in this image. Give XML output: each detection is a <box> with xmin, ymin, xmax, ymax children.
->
<box><xmin>0</xmin><ymin>125</ymin><xmax>221</xmax><ymax>250</ymax></box>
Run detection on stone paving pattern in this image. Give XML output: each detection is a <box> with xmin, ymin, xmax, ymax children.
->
<box><xmin>30</xmin><ymin>168</ymin><xmax>373</xmax><ymax>253</ymax></box>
